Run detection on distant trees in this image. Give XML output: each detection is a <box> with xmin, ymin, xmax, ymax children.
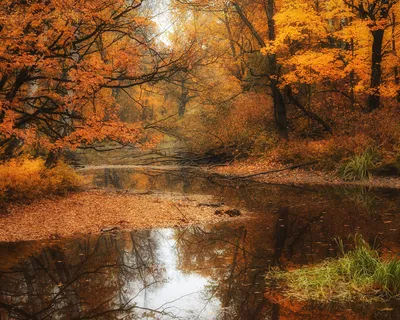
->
<box><xmin>169</xmin><ymin>0</ymin><xmax>400</xmax><ymax>154</ymax></box>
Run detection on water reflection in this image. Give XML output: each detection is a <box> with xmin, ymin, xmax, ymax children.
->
<box><xmin>1</xmin><ymin>223</ymin><xmax>399</xmax><ymax>319</ymax></box>
<box><xmin>0</xmin><ymin>231</ymin><xmax>170</xmax><ymax>319</ymax></box>
<box><xmin>1</xmin><ymin>167</ymin><xmax>399</xmax><ymax>319</ymax></box>
<box><xmin>84</xmin><ymin>167</ymin><xmax>400</xmax><ymax>257</ymax></box>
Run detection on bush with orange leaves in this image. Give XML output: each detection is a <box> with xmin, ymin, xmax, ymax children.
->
<box><xmin>271</xmin><ymin>108</ymin><xmax>400</xmax><ymax>171</ymax></box>
<box><xmin>0</xmin><ymin>157</ymin><xmax>82</xmax><ymax>206</ymax></box>
<box><xmin>270</xmin><ymin>134</ymin><xmax>374</xmax><ymax>170</ymax></box>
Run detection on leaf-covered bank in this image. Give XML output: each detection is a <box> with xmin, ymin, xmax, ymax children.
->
<box><xmin>0</xmin><ymin>190</ymin><xmax>250</xmax><ymax>242</ymax></box>
<box><xmin>211</xmin><ymin>160</ymin><xmax>400</xmax><ymax>189</ymax></box>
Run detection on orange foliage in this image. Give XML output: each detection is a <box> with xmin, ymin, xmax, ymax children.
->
<box><xmin>2</xmin><ymin>0</ymin><xmax>400</xmax><ymax>172</ymax></box>
<box><xmin>165</xmin><ymin>0</ymin><xmax>400</xmax><ymax>170</ymax></box>
<box><xmin>0</xmin><ymin>0</ymin><xmax>174</xmax><ymax>156</ymax></box>
<box><xmin>0</xmin><ymin>157</ymin><xmax>82</xmax><ymax>203</ymax></box>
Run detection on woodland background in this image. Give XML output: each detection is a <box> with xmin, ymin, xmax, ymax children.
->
<box><xmin>1</xmin><ymin>0</ymin><xmax>400</xmax><ymax>190</ymax></box>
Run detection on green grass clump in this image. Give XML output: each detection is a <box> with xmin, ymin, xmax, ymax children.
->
<box><xmin>267</xmin><ymin>235</ymin><xmax>400</xmax><ymax>302</ymax></box>
<box><xmin>340</xmin><ymin>147</ymin><xmax>379</xmax><ymax>181</ymax></box>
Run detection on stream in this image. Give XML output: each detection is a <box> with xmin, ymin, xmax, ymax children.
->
<box><xmin>0</xmin><ymin>166</ymin><xmax>399</xmax><ymax>319</ymax></box>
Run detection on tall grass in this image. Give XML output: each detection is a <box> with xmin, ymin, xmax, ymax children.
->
<box><xmin>340</xmin><ymin>147</ymin><xmax>379</xmax><ymax>181</ymax></box>
<box><xmin>267</xmin><ymin>235</ymin><xmax>400</xmax><ymax>302</ymax></box>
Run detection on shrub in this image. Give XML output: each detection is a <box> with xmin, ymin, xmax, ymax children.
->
<box><xmin>268</xmin><ymin>134</ymin><xmax>373</xmax><ymax>170</ymax></box>
<box><xmin>178</xmin><ymin>92</ymin><xmax>274</xmax><ymax>157</ymax></box>
<box><xmin>0</xmin><ymin>157</ymin><xmax>82</xmax><ymax>204</ymax></box>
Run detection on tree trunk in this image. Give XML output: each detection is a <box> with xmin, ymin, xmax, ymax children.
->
<box><xmin>368</xmin><ymin>29</ymin><xmax>384</xmax><ymax>112</ymax></box>
<box><xmin>272</xmin><ymin>81</ymin><xmax>288</xmax><ymax>139</ymax></box>
<box><xmin>223</xmin><ymin>8</ymin><xmax>243</xmax><ymax>80</ymax></box>
<box><xmin>45</xmin><ymin>149</ymin><xmax>61</xmax><ymax>168</ymax></box>
<box><xmin>233</xmin><ymin>1</ymin><xmax>288</xmax><ymax>139</ymax></box>
<box><xmin>392</xmin><ymin>12</ymin><xmax>400</xmax><ymax>102</ymax></box>
<box><xmin>266</xmin><ymin>0</ymin><xmax>288</xmax><ymax>139</ymax></box>
<box><xmin>350</xmin><ymin>37</ymin><xmax>356</xmax><ymax>109</ymax></box>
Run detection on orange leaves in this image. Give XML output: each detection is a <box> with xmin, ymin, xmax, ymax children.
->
<box><xmin>55</xmin><ymin>116</ymin><xmax>144</xmax><ymax>150</ymax></box>
<box><xmin>0</xmin><ymin>0</ymin><xmax>161</xmax><ymax>153</ymax></box>
<box><xmin>261</xmin><ymin>0</ymin><xmax>400</xmax><ymax>104</ymax></box>
<box><xmin>0</xmin><ymin>110</ymin><xmax>17</xmax><ymax>139</ymax></box>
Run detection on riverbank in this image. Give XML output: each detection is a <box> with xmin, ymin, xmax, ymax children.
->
<box><xmin>0</xmin><ymin>190</ymin><xmax>250</xmax><ymax>242</ymax></box>
<box><xmin>3</xmin><ymin>161</ymin><xmax>400</xmax><ymax>243</ymax></box>
<box><xmin>210</xmin><ymin>160</ymin><xmax>400</xmax><ymax>189</ymax></box>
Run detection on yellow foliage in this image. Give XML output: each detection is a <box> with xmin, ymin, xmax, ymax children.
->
<box><xmin>274</xmin><ymin>1</ymin><xmax>328</xmax><ymax>46</ymax></box>
<box><xmin>0</xmin><ymin>157</ymin><xmax>82</xmax><ymax>203</ymax></box>
<box><xmin>282</xmin><ymin>49</ymin><xmax>346</xmax><ymax>85</ymax></box>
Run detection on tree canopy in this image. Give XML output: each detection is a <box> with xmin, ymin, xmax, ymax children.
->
<box><xmin>1</xmin><ymin>0</ymin><xmax>400</xmax><ymax>167</ymax></box>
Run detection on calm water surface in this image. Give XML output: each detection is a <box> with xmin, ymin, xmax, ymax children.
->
<box><xmin>0</xmin><ymin>167</ymin><xmax>399</xmax><ymax>319</ymax></box>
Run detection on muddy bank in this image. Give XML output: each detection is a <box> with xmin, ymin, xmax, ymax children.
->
<box><xmin>0</xmin><ymin>190</ymin><xmax>249</xmax><ymax>242</ymax></box>
<box><xmin>211</xmin><ymin>162</ymin><xmax>400</xmax><ymax>189</ymax></box>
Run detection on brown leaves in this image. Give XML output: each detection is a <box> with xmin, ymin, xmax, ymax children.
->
<box><xmin>0</xmin><ymin>190</ymin><xmax>250</xmax><ymax>242</ymax></box>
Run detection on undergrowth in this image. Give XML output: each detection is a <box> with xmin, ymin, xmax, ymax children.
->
<box><xmin>340</xmin><ymin>148</ymin><xmax>380</xmax><ymax>181</ymax></box>
<box><xmin>267</xmin><ymin>235</ymin><xmax>400</xmax><ymax>302</ymax></box>
<box><xmin>0</xmin><ymin>157</ymin><xmax>82</xmax><ymax>205</ymax></box>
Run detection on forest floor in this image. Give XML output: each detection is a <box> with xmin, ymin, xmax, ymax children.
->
<box><xmin>211</xmin><ymin>160</ymin><xmax>400</xmax><ymax>189</ymax></box>
<box><xmin>0</xmin><ymin>190</ymin><xmax>250</xmax><ymax>242</ymax></box>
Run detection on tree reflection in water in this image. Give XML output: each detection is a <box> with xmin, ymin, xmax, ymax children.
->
<box><xmin>0</xmin><ymin>231</ymin><xmax>173</xmax><ymax>319</ymax></box>
<box><xmin>1</xmin><ymin>220</ymin><xmax>399</xmax><ymax>319</ymax></box>
<box><xmin>174</xmin><ymin>220</ymin><xmax>400</xmax><ymax>320</ymax></box>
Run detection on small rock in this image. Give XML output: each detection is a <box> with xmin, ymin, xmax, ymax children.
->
<box><xmin>101</xmin><ymin>226</ymin><xmax>120</xmax><ymax>233</ymax></box>
<box><xmin>214</xmin><ymin>210</ymin><xmax>224</xmax><ymax>216</ymax></box>
<box><xmin>225</xmin><ymin>209</ymin><xmax>241</xmax><ymax>217</ymax></box>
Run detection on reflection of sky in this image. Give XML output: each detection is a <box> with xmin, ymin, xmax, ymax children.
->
<box><xmin>131</xmin><ymin>229</ymin><xmax>220</xmax><ymax>319</ymax></box>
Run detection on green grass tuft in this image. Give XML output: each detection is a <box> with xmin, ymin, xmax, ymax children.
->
<box><xmin>340</xmin><ymin>147</ymin><xmax>379</xmax><ymax>181</ymax></box>
<box><xmin>267</xmin><ymin>235</ymin><xmax>400</xmax><ymax>302</ymax></box>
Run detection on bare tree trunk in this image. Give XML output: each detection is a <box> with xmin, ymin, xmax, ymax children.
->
<box><xmin>222</xmin><ymin>8</ymin><xmax>243</xmax><ymax>79</ymax></box>
<box><xmin>178</xmin><ymin>79</ymin><xmax>189</xmax><ymax>117</ymax></box>
<box><xmin>266</xmin><ymin>0</ymin><xmax>288</xmax><ymax>139</ymax></box>
<box><xmin>350</xmin><ymin>38</ymin><xmax>356</xmax><ymax>109</ymax></box>
<box><xmin>392</xmin><ymin>12</ymin><xmax>400</xmax><ymax>102</ymax></box>
<box><xmin>368</xmin><ymin>29</ymin><xmax>384</xmax><ymax>111</ymax></box>
<box><xmin>272</xmin><ymin>81</ymin><xmax>288</xmax><ymax>139</ymax></box>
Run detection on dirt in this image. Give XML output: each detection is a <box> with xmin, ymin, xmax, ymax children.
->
<box><xmin>0</xmin><ymin>190</ymin><xmax>251</xmax><ymax>243</ymax></box>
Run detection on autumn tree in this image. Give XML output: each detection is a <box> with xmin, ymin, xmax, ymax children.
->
<box><xmin>0</xmin><ymin>0</ymin><xmax>185</xmax><ymax>165</ymax></box>
<box><xmin>172</xmin><ymin>0</ymin><xmax>336</xmax><ymax>144</ymax></box>
<box><xmin>232</xmin><ymin>0</ymin><xmax>289</xmax><ymax>139</ymax></box>
<box><xmin>343</xmin><ymin>0</ymin><xmax>399</xmax><ymax>111</ymax></box>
